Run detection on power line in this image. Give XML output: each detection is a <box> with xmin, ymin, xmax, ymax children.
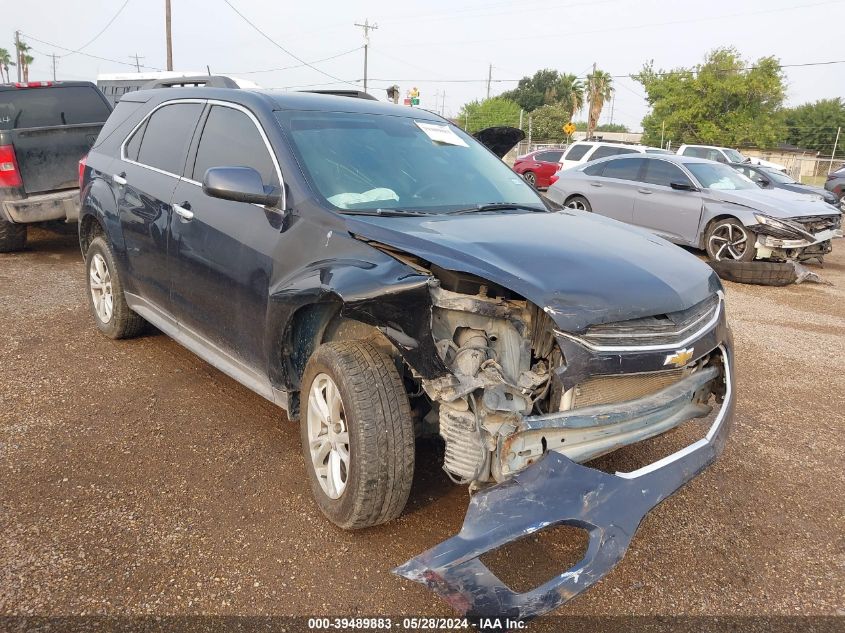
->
<box><xmin>22</xmin><ymin>33</ymin><xmax>162</xmax><ymax>70</ymax></box>
<box><xmin>223</xmin><ymin>47</ymin><xmax>362</xmax><ymax>75</ymax></box>
<box><xmin>62</xmin><ymin>0</ymin><xmax>132</xmax><ymax>58</ymax></box>
<box><xmin>221</xmin><ymin>0</ymin><xmax>358</xmax><ymax>88</ymax></box>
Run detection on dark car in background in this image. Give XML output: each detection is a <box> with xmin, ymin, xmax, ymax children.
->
<box><xmin>731</xmin><ymin>162</ymin><xmax>839</xmax><ymax>206</ymax></box>
<box><xmin>79</xmin><ymin>85</ymin><xmax>733</xmax><ymax>620</ymax></box>
<box><xmin>825</xmin><ymin>165</ymin><xmax>845</xmax><ymax>205</ymax></box>
<box><xmin>512</xmin><ymin>148</ymin><xmax>563</xmax><ymax>188</ymax></box>
<box><xmin>0</xmin><ymin>81</ymin><xmax>112</xmax><ymax>251</ymax></box>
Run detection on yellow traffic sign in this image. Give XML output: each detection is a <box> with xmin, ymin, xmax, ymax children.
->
<box><xmin>563</xmin><ymin>122</ymin><xmax>576</xmax><ymax>135</ymax></box>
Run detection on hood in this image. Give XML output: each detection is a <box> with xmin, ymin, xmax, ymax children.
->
<box><xmin>345</xmin><ymin>210</ymin><xmax>720</xmax><ymax>333</ymax></box>
<box><xmin>473</xmin><ymin>126</ymin><xmax>526</xmax><ymax>158</ymax></box>
<box><xmin>705</xmin><ymin>187</ymin><xmax>841</xmax><ymax>218</ymax></box>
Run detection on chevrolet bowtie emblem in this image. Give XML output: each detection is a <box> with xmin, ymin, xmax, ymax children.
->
<box><xmin>664</xmin><ymin>348</ymin><xmax>694</xmax><ymax>368</ymax></box>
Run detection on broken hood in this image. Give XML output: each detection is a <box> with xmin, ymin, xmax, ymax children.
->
<box><xmin>705</xmin><ymin>187</ymin><xmax>841</xmax><ymax>218</ymax></box>
<box><xmin>345</xmin><ymin>210</ymin><xmax>721</xmax><ymax>333</ymax></box>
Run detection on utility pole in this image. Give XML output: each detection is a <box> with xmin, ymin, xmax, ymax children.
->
<box><xmin>660</xmin><ymin>120</ymin><xmax>665</xmax><ymax>148</ymax></box>
<box><xmin>830</xmin><ymin>126</ymin><xmax>841</xmax><ymax>173</ymax></box>
<box><xmin>486</xmin><ymin>64</ymin><xmax>492</xmax><ymax>100</ymax></box>
<box><xmin>130</xmin><ymin>53</ymin><xmax>144</xmax><ymax>72</ymax></box>
<box><xmin>15</xmin><ymin>31</ymin><xmax>22</xmax><ymax>82</ymax></box>
<box><xmin>354</xmin><ymin>19</ymin><xmax>378</xmax><ymax>93</ymax></box>
<box><xmin>165</xmin><ymin>0</ymin><xmax>173</xmax><ymax>71</ymax></box>
<box><xmin>50</xmin><ymin>53</ymin><xmax>57</xmax><ymax>81</ymax></box>
<box><xmin>609</xmin><ymin>90</ymin><xmax>615</xmax><ymax>125</ymax></box>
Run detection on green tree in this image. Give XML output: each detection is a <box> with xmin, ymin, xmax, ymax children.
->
<box><xmin>501</xmin><ymin>69</ymin><xmax>584</xmax><ymax>115</ymax></box>
<box><xmin>530</xmin><ymin>104</ymin><xmax>571</xmax><ymax>141</ymax></box>
<box><xmin>635</xmin><ymin>47</ymin><xmax>786</xmax><ymax>148</ymax></box>
<box><xmin>585</xmin><ymin>69</ymin><xmax>613</xmax><ymax>139</ymax></box>
<box><xmin>457</xmin><ymin>97</ymin><xmax>521</xmax><ymax>134</ymax></box>
<box><xmin>573</xmin><ymin>121</ymin><xmax>630</xmax><ymax>133</ymax></box>
<box><xmin>781</xmin><ymin>98</ymin><xmax>845</xmax><ymax>157</ymax></box>
<box><xmin>0</xmin><ymin>48</ymin><xmax>15</xmax><ymax>83</ymax></box>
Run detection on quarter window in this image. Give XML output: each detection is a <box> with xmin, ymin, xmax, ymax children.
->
<box><xmin>123</xmin><ymin>120</ymin><xmax>146</xmax><ymax>161</ymax></box>
<box><xmin>192</xmin><ymin>105</ymin><xmax>278</xmax><ymax>187</ymax></box>
<box><xmin>135</xmin><ymin>102</ymin><xmax>203</xmax><ymax>175</ymax></box>
<box><xmin>602</xmin><ymin>157</ymin><xmax>646</xmax><ymax>181</ymax></box>
<box><xmin>563</xmin><ymin>143</ymin><xmax>593</xmax><ymax>162</ymax></box>
<box><xmin>642</xmin><ymin>160</ymin><xmax>693</xmax><ymax>188</ymax></box>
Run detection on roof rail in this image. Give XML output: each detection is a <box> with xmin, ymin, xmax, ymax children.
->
<box><xmin>302</xmin><ymin>89</ymin><xmax>377</xmax><ymax>101</ymax></box>
<box><xmin>143</xmin><ymin>75</ymin><xmax>240</xmax><ymax>89</ymax></box>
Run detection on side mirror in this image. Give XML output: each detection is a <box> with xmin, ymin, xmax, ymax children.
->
<box><xmin>670</xmin><ymin>181</ymin><xmax>696</xmax><ymax>192</ymax></box>
<box><xmin>203</xmin><ymin>166</ymin><xmax>280</xmax><ymax>207</ymax></box>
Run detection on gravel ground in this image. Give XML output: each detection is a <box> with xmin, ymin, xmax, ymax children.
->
<box><xmin>1</xmin><ymin>227</ymin><xmax>843</xmax><ymax>622</ymax></box>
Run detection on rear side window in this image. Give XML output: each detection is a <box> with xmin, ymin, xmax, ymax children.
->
<box><xmin>135</xmin><ymin>102</ymin><xmax>203</xmax><ymax>175</ymax></box>
<box><xmin>563</xmin><ymin>143</ymin><xmax>593</xmax><ymax>162</ymax></box>
<box><xmin>535</xmin><ymin>150</ymin><xmax>563</xmax><ymax>162</ymax></box>
<box><xmin>602</xmin><ymin>157</ymin><xmax>646</xmax><ymax>181</ymax></box>
<box><xmin>591</xmin><ymin>146</ymin><xmax>638</xmax><ymax>160</ymax></box>
<box><xmin>642</xmin><ymin>160</ymin><xmax>693</xmax><ymax>187</ymax></box>
<box><xmin>0</xmin><ymin>85</ymin><xmax>111</xmax><ymax>130</ymax></box>
<box><xmin>192</xmin><ymin>105</ymin><xmax>278</xmax><ymax>186</ymax></box>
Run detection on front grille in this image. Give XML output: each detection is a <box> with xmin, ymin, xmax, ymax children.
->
<box><xmin>581</xmin><ymin>294</ymin><xmax>719</xmax><ymax>347</ymax></box>
<box><xmin>571</xmin><ymin>368</ymin><xmax>690</xmax><ymax>408</ymax></box>
<box><xmin>792</xmin><ymin>215</ymin><xmax>841</xmax><ymax>233</ymax></box>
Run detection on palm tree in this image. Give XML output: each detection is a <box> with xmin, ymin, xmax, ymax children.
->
<box><xmin>22</xmin><ymin>55</ymin><xmax>34</xmax><ymax>82</ymax></box>
<box><xmin>0</xmin><ymin>48</ymin><xmax>15</xmax><ymax>83</ymax></box>
<box><xmin>557</xmin><ymin>73</ymin><xmax>584</xmax><ymax>122</ymax></box>
<box><xmin>585</xmin><ymin>69</ymin><xmax>613</xmax><ymax>139</ymax></box>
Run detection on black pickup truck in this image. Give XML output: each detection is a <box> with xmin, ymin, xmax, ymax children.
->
<box><xmin>0</xmin><ymin>81</ymin><xmax>111</xmax><ymax>251</ymax></box>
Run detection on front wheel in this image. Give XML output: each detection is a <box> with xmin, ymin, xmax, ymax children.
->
<box><xmin>300</xmin><ymin>340</ymin><xmax>415</xmax><ymax>529</ymax></box>
<box><xmin>705</xmin><ymin>218</ymin><xmax>756</xmax><ymax>262</ymax></box>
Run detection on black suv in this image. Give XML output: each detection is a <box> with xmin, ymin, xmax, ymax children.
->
<box><xmin>79</xmin><ymin>87</ymin><xmax>734</xmax><ymax>619</ymax></box>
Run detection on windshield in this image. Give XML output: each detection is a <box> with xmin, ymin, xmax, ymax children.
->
<box><xmin>723</xmin><ymin>149</ymin><xmax>746</xmax><ymax>162</ymax></box>
<box><xmin>276</xmin><ymin>110</ymin><xmax>545</xmax><ymax>213</ymax></box>
<box><xmin>760</xmin><ymin>167</ymin><xmax>796</xmax><ymax>184</ymax></box>
<box><xmin>687</xmin><ymin>162</ymin><xmax>758</xmax><ymax>190</ymax></box>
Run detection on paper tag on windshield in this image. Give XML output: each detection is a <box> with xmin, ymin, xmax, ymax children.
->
<box><xmin>415</xmin><ymin>121</ymin><xmax>469</xmax><ymax>147</ymax></box>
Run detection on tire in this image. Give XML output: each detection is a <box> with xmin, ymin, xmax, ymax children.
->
<box><xmin>85</xmin><ymin>236</ymin><xmax>146</xmax><ymax>339</ymax></box>
<box><xmin>705</xmin><ymin>218</ymin><xmax>756</xmax><ymax>262</ymax></box>
<box><xmin>565</xmin><ymin>195</ymin><xmax>591</xmax><ymax>212</ymax></box>
<box><xmin>0</xmin><ymin>217</ymin><xmax>27</xmax><ymax>252</ymax></box>
<box><xmin>300</xmin><ymin>340</ymin><xmax>415</xmax><ymax>529</ymax></box>
<box><xmin>522</xmin><ymin>171</ymin><xmax>537</xmax><ymax>187</ymax></box>
<box><xmin>708</xmin><ymin>260</ymin><xmax>797</xmax><ymax>286</ymax></box>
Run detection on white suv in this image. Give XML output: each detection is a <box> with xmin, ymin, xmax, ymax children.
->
<box><xmin>676</xmin><ymin>144</ymin><xmax>786</xmax><ymax>171</ymax></box>
<box><xmin>560</xmin><ymin>141</ymin><xmax>669</xmax><ymax>170</ymax></box>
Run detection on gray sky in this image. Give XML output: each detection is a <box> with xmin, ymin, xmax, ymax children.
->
<box><xmin>6</xmin><ymin>0</ymin><xmax>844</xmax><ymax>130</ymax></box>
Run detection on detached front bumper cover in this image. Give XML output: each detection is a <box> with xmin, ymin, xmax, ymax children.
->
<box><xmin>394</xmin><ymin>345</ymin><xmax>734</xmax><ymax>621</ymax></box>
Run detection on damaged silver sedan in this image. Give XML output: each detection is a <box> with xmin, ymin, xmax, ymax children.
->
<box><xmin>80</xmin><ymin>89</ymin><xmax>734</xmax><ymax>622</ymax></box>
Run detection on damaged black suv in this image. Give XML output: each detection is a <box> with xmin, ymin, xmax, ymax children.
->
<box><xmin>79</xmin><ymin>87</ymin><xmax>735</xmax><ymax>619</ymax></box>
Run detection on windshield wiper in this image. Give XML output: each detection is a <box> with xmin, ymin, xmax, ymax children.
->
<box><xmin>340</xmin><ymin>208</ymin><xmax>436</xmax><ymax>217</ymax></box>
<box><xmin>447</xmin><ymin>203</ymin><xmax>548</xmax><ymax>215</ymax></box>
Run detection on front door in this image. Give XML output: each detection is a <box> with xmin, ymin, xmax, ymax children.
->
<box><xmin>168</xmin><ymin>103</ymin><xmax>283</xmax><ymax>371</ymax></box>
<box><xmin>630</xmin><ymin>159</ymin><xmax>703</xmax><ymax>245</ymax></box>
<box><xmin>116</xmin><ymin>101</ymin><xmax>204</xmax><ymax>310</ymax></box>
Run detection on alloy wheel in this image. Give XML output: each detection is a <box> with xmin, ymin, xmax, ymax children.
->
<box><xmin>523</xmin><ymin>172</ymin><xmax>536</xmax><ymax>186</ymax></box>
<box><xmin>566</xmin><ymin>199</ymin><xmax>587</xmax><ymax>211</ymax></box>
<box><xmin>708</xmin><ymin>222</ymin><xmax>749</xmax><ymax>261</ymax></box>
<box><xmin>89</xmin><ymin>253</ymin><xmax>114</xmax><ymax>323</ymax></box>
<box><xmin>307</xmin><ymin>373</ymin><xmax>350</xmax><ymax>499</ymax></box>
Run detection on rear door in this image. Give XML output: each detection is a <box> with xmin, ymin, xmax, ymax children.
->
<box><xmin>561</xmin><ymin>143</ymin><xmax>593</xmax><ymax>170</ymax></box>
<box><xmin>630</xmin><ymin>159</ymin><xmax>703</xmax><ymax>244</ymax></box>
<box><xmin>0</xmin><ymin>85</ymin><xmax>112</xmax><ymax>193</ymax></box>
<box><xmin>168</xmin><ymin>102</ymin><xmax>282</xmax><ymax>371</ymax></box>
<box><xmin>584</xmin><ymin>157</ymin><xmax>646</xmax><ymax>224</ymax></box>
<box><xmin>117</xmin><ymin>100</ymin><xmax>204</xmax><ymax>311</ymax></box>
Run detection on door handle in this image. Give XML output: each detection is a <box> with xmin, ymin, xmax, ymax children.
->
<box><xmin>112</xmin><ymin>172</ymin><xmax>127</xmax><ymax>186</ymax></box>
<box><xmin>589</xmin><ymin>182</ymin><xmax>603</xmax><ymax>187</ymax></box>
<box><xmin>173</xmin><ymin>202</ymin><xmax>194</xmax><ymax>221</ymax></box>
<box><xmin>637</xmin><ymin>188</ymin><xmax>653</xmax><ymax>194</ymax></box>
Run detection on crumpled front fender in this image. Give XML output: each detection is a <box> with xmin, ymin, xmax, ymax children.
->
<box><xmin>394</xmin><ymin>345</ymin><xmax>734</xmax><ymax>621</ymax></box>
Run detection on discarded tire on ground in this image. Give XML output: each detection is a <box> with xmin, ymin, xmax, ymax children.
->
<box><xmin>708</xmin><ymin>260</ymin><xmax>798</xmax><ymax>286</ymax></box>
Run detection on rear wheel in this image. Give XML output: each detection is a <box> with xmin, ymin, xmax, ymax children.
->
<box><xmin>522</xmin><ymin>171</ymin><xmax>537</xmax><ymax>187</ymax></box>
<box><xmin>0</xmin><ymin>218</ymin><xmax>27</xmax><ymax>252</ymax></box>
<box><xmin>85</xmin><ymin>236</ymin><xmax>146</xmax><ymax>339</ymax></box>
<box><xmin>300</xmin><ymin>340</ymin><xmax>415</xmax><ymax>529</ymax></box>
<box><xmin>705</xmin><ymin>218</ymin><xmax>756</xmax><ymax>262</ymax></box>
<box><xmin>565</xmin><ymin>195</ymin><xmax>592</xmax><ymax>212</ymax></box>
